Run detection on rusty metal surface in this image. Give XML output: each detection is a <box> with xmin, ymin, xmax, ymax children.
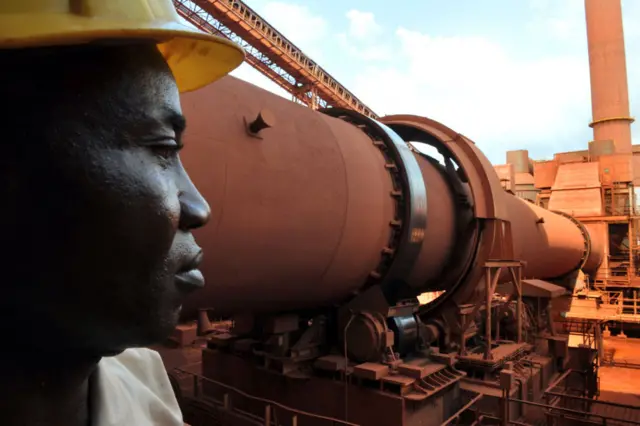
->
<box><xmin>515</xmin><ymin>172</ymin><xmax>535</xmax><ymax>186</ymax></box>
<box><xmin>533</xmin><ymin>160</ymin><xmax>559</xmax><ymax>189</ymax></box>
<box><xmin>633</xmin><ymin>156</ymin><xmax>640</xmax><ymax>186</ymax></box>
<box><xmin>381</xmin><ymin>115</ymin><xmax>509</xmax><ymax>221</ymax></box>
<box><xmin>200</xmin><ymin>349</ymin><xmax>440</xmax><ymax>426</ymax></box>
<box><xmin>505</xmin><ymin>195</ymin><xmax>588</xmax><ymax>278</ymax></box>
<box><xmin>554</xmin><ymin>151</ymin><xmax>588</xmax><ymax>164</ymax></box>
<box><xmin>177</xmin><ymin>77</ymin><xmax>605</xmax><ymax>319</ymax></box>
<box><xmin>499</xmin><ymin>279</ymin><xmax>566</xmax><ymax>298</ymax></box>
<box><xmin>552</xmin><ymin>163</ymin><xmax>601</xmax><ymax>190</ymax></box>
<box><xmin>180</xmin><ymin>76</ymin><xmax>394</xmax><ymax>315</ymax></box>
<box><xmin>407</xmin><ymin>154</ymin><xmax>457</xmax><ymax>290</ymax></box>
<box><xmin>548</xmin><ymin>188</ymin><xmax>604</xmax><ymax>217</ymax></box>
<box><xmin>583</xmin><ymin>222</ymin><xmax>606</xmax><ymax>275</ymax></box>
<box><xmin>506</xmin><ymin>150</ymin><xmax>531</xmax><ymax>173</ymax></box>
<box><xmin>381</xmin><ymin>115</ymin><xmax>604</xmax><ymax>307</ymax></box>
<box><xmin>599</xmin><ymin>153</ymin><xmax>633</xmax><ymax>184</ymax></box>
<box><xmin>381</xmin><ymin>114</ymin><xmax>505</xmax><ymax>315</ymax></box>
<box><xmin>514</xmin><ymin>189</ymin><xmax>537</xmax><ymax>204</ymax></box>
<box><xmin>321</xmin><ymin>110</ymin><xmax>430</xmax><ymax>295</ymax></box>
<box><xmin>494</xmin><ymin>164</ymin><xmax>515</xmax><ymax>191</ymax></box>
<box><xmin>589</xmin><ymin>140</ymin><xmax>615</xmax><ymax>160</ymax></box>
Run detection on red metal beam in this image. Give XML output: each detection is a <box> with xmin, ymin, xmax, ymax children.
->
<box><xmin>173</xmin><ymin>0</ymin><xmax>378</xmax><ymax>118</ymax></box>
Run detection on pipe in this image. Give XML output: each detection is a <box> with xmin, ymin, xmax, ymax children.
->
<box><xmin>179</xmin><ymin>76</ymin><xmax>604</xmax><ymax>317</ymax></box>
<box><xmin>505</xmin><ymin>196</ymin><xmax>588</xmax><ymax>279</ymax></box>
<box><xmin>585</xmin><ymin>0</ymin><xmax>634</xmax><ymax>153</ymax></box>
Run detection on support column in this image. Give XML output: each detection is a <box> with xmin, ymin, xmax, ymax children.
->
<box><xmin>510</xmin><ymin>265</ymin><xmax>523</xmax><ymax>343</ymax></box>
<box><xmin>484</xmin><ymin>261</ymin><xmax>524</xmax><ymax>360</ymax></box>
<box><xmin>485</xmin><ymin>268</ymin><xmax>494</xmax><ymax>360</ymax></box>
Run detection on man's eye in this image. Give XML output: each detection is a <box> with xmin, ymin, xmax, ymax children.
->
<box><xmin>149</xmin><ymin>141</ymin><xmax>182</xmax><ymax>159</ymax></box>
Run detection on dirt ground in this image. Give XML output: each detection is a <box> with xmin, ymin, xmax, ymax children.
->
<box><xmin>602</xmin><ymin>335</ymin><xmax>640</xmax><ymax>364</ymax></box>
<box><xmin>598</xmin><ymin>336</ymin><xmax>640</xmax><ymax>403</ymax></box>
<box><xmin>598</xmin><ymin>367</ymin><xmax>640</xmax><ymax>396</ymax></box>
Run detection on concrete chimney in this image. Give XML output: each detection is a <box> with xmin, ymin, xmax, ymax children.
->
<box><xmin>585</xmin><ymin>0</ymin><xmax>634</xmax><ymax>153</ymax></box>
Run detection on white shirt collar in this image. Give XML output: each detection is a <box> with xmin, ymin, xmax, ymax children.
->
<box><xmin>91</xmin><ymin>348</ymin><xmax>184</xmax><ymax>426</ymax></box>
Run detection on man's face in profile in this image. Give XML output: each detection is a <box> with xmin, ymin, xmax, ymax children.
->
<box><xmin>0</xmin><ymin>43</ymin><xmax>210</xmax><ymax>356</ymax></box>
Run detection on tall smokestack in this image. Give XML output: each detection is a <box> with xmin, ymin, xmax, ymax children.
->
<box><xmin>585</xmin><ymin>0</ymin><xmax>634</xmax><ymax>153</ymax></box>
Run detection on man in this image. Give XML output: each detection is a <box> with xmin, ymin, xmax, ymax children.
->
<box><xmin>0</xmin><ymin>1</ymin><xmax>244</xmax><ymax>425</ymax></box>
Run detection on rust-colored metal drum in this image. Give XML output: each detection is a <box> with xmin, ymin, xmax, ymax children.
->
<box><xmin>503</xmin><ymin>196</ymin><xmax>589</xmax><ymax>278</ymax></box>
<box><xmin>180</xmin><ymin>77</ymin><xmax>395</xmax><ymax>314</ymax></box>
<box><xmin>179</xmin><ymin>77</ymin><xmax>604</xmax><ymax>317</ymax></box>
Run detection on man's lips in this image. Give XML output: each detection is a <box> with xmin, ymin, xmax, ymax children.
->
<box><xmin>175</xmin><ymin>251</ymin><xmax>205</xmax><ymax>291</ymax></box>
<box><xmin>175</xmin><ymin>269</ymin><xmax>205</xmax><ymax>290</ymax></box>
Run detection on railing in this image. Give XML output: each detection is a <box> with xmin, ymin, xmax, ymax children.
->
<box><xmin>543</xmin><ymin>392</ymin><xmax>640</xmax><ymax>425</ymax></box>
<box><xmin>539</xmin><ymin>367</ymin><xmax>640</xmax><ymax>425</ymax></box>
<box><xmin>577</xmin><ymin>287</ymin><xmax>640</xmax><ymax>320</ymax></box>
<box><xmin>517</xmin><ymin>397</ymin><xmax>640</xmax><ymax>426</ymax></box>
<box><xmin>434</xmin><ymin>377</ymin><xmax>640</xmax><ymax>426</ymax></box>
<box><xmin>560</xmin><ymin>319</ymin><xmax>599</xmax><ymax>338</ymax></box>
<box><xmin>441</xmin><ymin>392</ymin><xmax>484</xmax><ymax>425</ymax></box>
<box><xmin>591</xmin><ymin>271</ymin><xmax>640</xmax><ymax>291</ymax></box>
<box><xmin>175</xmin><ymin>368</ymin><xmax>360</xmax><ymax>426</ymax></box>
<box><xmin>602</xmin><ymin>185</ymin><xmax>635</xmax><ymax>217</ymax></box>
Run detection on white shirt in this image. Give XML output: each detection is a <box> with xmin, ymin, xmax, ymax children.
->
<box><xmin>92</xmin><ymin>348</ymin><xmax>184</xmax><ymax>426</ymax></box>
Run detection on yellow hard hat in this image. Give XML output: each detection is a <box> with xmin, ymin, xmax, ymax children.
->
<box><xmin>0</xmin><ymin>0</ymin><xmax>246</xmax><ymax>93</ymax></box>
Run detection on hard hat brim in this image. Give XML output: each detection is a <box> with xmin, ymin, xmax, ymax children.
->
<box><xmin>0</xmin><ymin>17</ymin><xmax>245</xmax><ymax>93</ymax></box>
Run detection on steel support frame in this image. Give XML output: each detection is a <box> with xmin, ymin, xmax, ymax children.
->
<box><xmin>484</xmin><ymin>260</ymin><xmax>523</xmax><ymax>360</ymax></box>
<box><xmin>173</xmin><ymin>0</ymin><xmax>378</xmax><ymax>118</ymax></box>
<box><xmin>173</xmin><ymin>0</ymin><xmax>311</xmax><ymax>106</ymax></box>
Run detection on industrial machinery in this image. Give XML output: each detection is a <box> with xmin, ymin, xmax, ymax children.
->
<box><xmin>165</xmin><ymin>75</ymin><xmax>605</xmax><ymax>426</ymax></box>
<box><xmin>158</xmin><ymin>0</ymin><xmax>640</xmax><ymax>425</ymax></box>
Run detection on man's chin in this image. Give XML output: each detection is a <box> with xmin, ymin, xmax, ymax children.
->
<box><xmin>99</xmin><ymin>309</ymin><xmax>182</xmax><ymax>355</ymax></box>
<box><xmin>146</xmin><ymin>307</ymin><xmax>183</xmax><ymax>344</ymax></box>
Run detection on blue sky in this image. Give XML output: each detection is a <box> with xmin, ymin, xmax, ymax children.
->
<box><xmin>223</xmin><ymin>0</ymin><xmax>640</xmax><ymax>164</ymax></box>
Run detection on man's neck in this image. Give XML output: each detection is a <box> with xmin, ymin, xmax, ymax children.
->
<box><xmin>0</xmin><ymin>353</ymin><xmax>100</xmax><ymax>426</ymax></box>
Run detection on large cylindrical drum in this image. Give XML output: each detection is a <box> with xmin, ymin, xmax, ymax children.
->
<box><xmin>179</xmin><ymin>76</ymin><xmax>604</xmax><ymax>317</ymax></box>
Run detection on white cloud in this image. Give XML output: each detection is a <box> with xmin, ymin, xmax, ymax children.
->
<box><xmin>336</xmin><ymin>10</ymin><xmax>388</xmax><ymax>62</ymax></box>
<box><xmin>529</xmin><ymin>0</ymin><xmax>551</xmax><ymax>11</ymax></box>
<box><xmin>345</xmin><ymin>10</ymin><xmax>382</xmax><ymax>40</ymax></box>
<box><xmin>346</xmin><ymin>1</ymin><xmax>640</xmax><ymax>164</ymax></box>
<box><xmin>546</xmin><ymin>17</ymin><xmax>580</xmax><ymax>40</ymax></box>
<box><xmin>336</xmin><ymin>33</ymin><xmax>392</xmax><ymax>62</ymax></box>
<box><xmin>349</xmin><ymin>27</ymin><xmax>592</xmax><ymax>163</ymax></box>
<box><xmin>229</xmin><ymin>64</ymin><xmax>291</xmax><ymax>100</ymax></box>
<box><xmin>256</xmin><ymin>2</ymin><xmax>328</xmax><ymax>61</ymax></box>
<box><xmin>525</xmin><ymin>1</ymin><xmax>582</xmax><ymax>48</ymax></box>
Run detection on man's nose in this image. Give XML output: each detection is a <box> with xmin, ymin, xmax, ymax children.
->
<box><xmin>178</xmin><ymin>170</ymin><xmax>211</xmax><ymax>231</ymax></box>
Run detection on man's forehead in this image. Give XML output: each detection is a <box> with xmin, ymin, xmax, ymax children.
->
<box><xmin>121</xmin><ymin>103</ymin><xmax>185</xmax><ymax>135</ymax></box>
<box><xmin>1</xmin><ymin>43</ymin><xmax>178</xmax><ymax>109</ymax></box>
<box><xmin>1</xmin><ymin>42</ymin><xmax>167</xmax><ymax>72</ymax></box>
